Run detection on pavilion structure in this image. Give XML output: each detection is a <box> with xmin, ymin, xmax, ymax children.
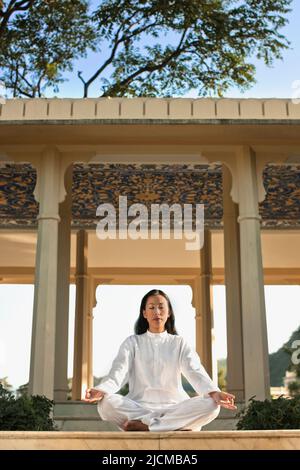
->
<box><xmin>0</xmin><ymin>97</ymin><xmax>300</xmax><ymax>405</ymax></box>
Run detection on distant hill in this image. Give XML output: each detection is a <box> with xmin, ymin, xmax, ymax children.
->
<box><xmin>216</xmin><ymin>326</ymin><xmax>300</xmax><ymax>388</ymax></box>
<box><xmin>269</xmin><ymin>326</ymin><xmax>300</xmax><ymax>386</ymax></box>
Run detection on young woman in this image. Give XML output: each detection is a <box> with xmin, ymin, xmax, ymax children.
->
<box><xmin>84</xmin><ymin>289</ymin><xmax>236</xmax><ymax>432</ymax></box>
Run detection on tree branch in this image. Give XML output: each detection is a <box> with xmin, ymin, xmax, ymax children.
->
<box><xmin>36</xmin><ymin>71</ymin><xmax>46</xmax><ymax>97</ymax></box>
<box><xmin>14</xmin><ymin>82</ymin><xmax>34</xmax><ymax>97</ymax></box>
<box><xmin>0</xmin><ymin>0</ymin><xmax>34</xmax><ymax>36</ymax></box>
<box><xmin>10</xmin><ymin>64</ymin><xmax>37</xmax><ymax>96</ymax></box>
<box><xmin>81</xmin><ymin>16</ymin><xmax>159</xmax><ymax>97</ymax></box>
<box><xmin>18</xmin><ymin>66</ymin><xmax>34</xmax><ymax>89</ymax></box>
<box><xmin>102</xmin><ymin>28</ymin><xmax>189</xmax><ymax>96</ymax></box>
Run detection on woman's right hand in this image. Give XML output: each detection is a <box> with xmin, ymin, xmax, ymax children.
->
<box><xmin>83</xmin><ymin>388</ymin><xmax>106</xmax><ymax>403</ymax></box>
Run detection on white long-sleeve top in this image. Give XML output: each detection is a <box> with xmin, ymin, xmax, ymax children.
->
<box><xmin>95</xmin><ymin>329</ymin><xmax>220</xmax><ymax>408</ymax></box>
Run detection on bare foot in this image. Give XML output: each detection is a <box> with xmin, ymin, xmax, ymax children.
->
<box><xmin>122</xmin><ymin>420</ymin><xmax>149</xmax><ymax>432</ymax></box>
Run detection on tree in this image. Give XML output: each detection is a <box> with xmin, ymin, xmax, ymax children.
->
<box><xmin>288</xmin><ymin>380</ymin><xmax>300</xmax><ymax>397</ymax></box>
<box><xmin>0</xmin><ymin>384</ymin><xmax>55</xmax><ymax>431</ymax></box>
<box><xmin>0</xmin><ymin>0</ymin><xmax>34</xmax><ymax>37</ymax></box>
<box><xmin>80</xmin><ymin>0</ymin><xmax>292</xmax><ymax>97</ymax></box>
<box><xmin>0</xmin><ymin>376</ymin><xmax>13</xmax><ymax>391</ymax></box>
<box><xmin>283</xmin><ymin>326</ymin><xmax>300</xmax><ymax>397</ymax></box>
<box><xmin>269</xmin><ymin>326</ymin><xmax>300</xmax><ymax>387</ymax></box>
<box><xmin>16</xmin><ymin>382</ymin><xmax>29</xmax><ymax>397</ymax></box>
<box><xmin>0</xmin><ymin>0</ymin><xmax>96</xmax><ymax>97</ymax></box>
<box><xmin>0</xmin><ymin>0</ymin><xmax>292</xmax><ymax>98</ymax></box>
<box><xmin>218</xmin><ymin>367</ymin><xmax>227</xmax><ymax>391</ymax></box>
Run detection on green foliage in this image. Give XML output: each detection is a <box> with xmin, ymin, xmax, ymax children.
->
<box><xmin>288</xmin><ymin>381</ymin><xmax>300</xmax><ymax>397</ymax></box>
<box><xmin>0</xmin><ymin>0</ymin><xmax>292</xmax><ymax>98</ymax></box>
<box><xmin>16</xmin><ymin>382</ymin><xmax>29</xmax><ymax>398</ymax></box>
<box><xmin>218</xmin><ymin>366</ymin><xmax>227</xmax><ymax>391</ymax></box>
<box><xmin>89</xmin><ymin>0</ymin><xmax>292</xmax><ymax>98</ymax></box>
<box><xmin>284</xmin><ymin>327</ymin><xmax>300</xmax><ymax>396</ymax></box>
<box><xmin>269</xmin><ymin>347</ymin><xmax>291</xmax><ymax>386</ymax></box>
<box><xmin>236</xmin><ymin>395</ymin><xmax>300</xmax><ymax>430</ymax></box>
<box><xmin>0</xmin><ymin>0</ymin><xmax>96</xmax><ymax>97</ymax></box>
<box><xmin>0</xmin><ymin>376</ymin><xmax>13</xmax><ymax>391</ymax></box>
<box><xmin>215</xmin><ymin>359</ymin><xmax>227</xmax><ymax>390</ymax></box>
<box><xmin>0</xmin><ymin>384</ymin><xmax>56</xmax><ymax>431</ymax></box>
<box><xmin>269</xmin><ymin>326</ymin><xmax>300</xmax><ymax>387</ymax></box>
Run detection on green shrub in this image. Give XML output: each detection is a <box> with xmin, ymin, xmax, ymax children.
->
<box><xmin>0</xmin><ymin>384</ymin><xmax>56</xmax><ymax>431</ymax></box>
<box><xmin>288</xmin><ymin>381</ymin><xmax>300</xmax><ymax>397</ymax></box>
<box><xmin>237</xmin><ymin>395</ymin><xmax>300</xmax><ymax>430</ymax></box>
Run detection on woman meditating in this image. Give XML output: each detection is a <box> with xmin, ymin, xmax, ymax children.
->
<box><xmin>84</xmin><ymin>289</ymin><xmax>236</xmax><ymax>432</ymax></box>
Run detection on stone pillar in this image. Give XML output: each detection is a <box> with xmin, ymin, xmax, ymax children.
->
<box><xmin>88</xmin><ymin>279</ymin><xmax>96</xmax><ymax>390</ymax></box>
<box><xmin>222</xmin><ymin>164</ymin><xmax>245</xmax><ymax>401</ymax></box>
<box><xmin>29</xmin><ymin>148</ymin><xmax>64</xmax><ymax>399</ymax></box>
<box><xmin>72</xmin><ymin>230</ymin><xmax>95</xmax><ymax>400</ymax></box>
<box><xmin>236</xmin><ymin>146</ymin><xmax>270</xmax><ymax>402</ymax></box>
<box><xmin>195</xmin><ymin>229</ymin><xmax>214</xmax><ymax>380</ymax></box>
<box><xmin>54</xmin><ymin>167</ymin><xmax>72</xmax><ymax>401</ymax></box>
<box><xmin>194</xmin><ymin>281</ymin><xmax>204</xmax><ymax>364</ymax></box>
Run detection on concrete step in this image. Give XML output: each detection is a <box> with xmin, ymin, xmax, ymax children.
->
<box><xmin>54</xmin><ymin>417</ymin><xmax>238</xmax><ymax>432</ymax></box>
<box><xmin>54</xmin><ymin>418</ymin><xmax>120</xmax><ymax>432</ymax></box>
<box><xmin>203</xmin><ymin>418</ymin><xmax>238</xmax><ymax>430</ymax></box>
<box><xmin>54</xmin><ymin>401</ymin><xmax>99</xmax><ymax>418</ymax></box>
<box><xmin>203</xmin><ymin>402</ymin><xmax>243</xmax><ymax>430</ymax></box>
<box><xmin>53</xmin><ymin>401</ymin><xmax>244</xmax><ymax>431</ymax></box>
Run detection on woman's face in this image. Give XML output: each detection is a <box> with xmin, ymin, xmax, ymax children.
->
<box><xmin>143</xmin><ymin>294</ymin><xmax>170</xmax><ymax>333</ymax></box>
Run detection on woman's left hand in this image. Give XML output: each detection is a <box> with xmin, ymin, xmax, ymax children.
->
<box><xmin>208</xmin><ymin>391</ymin><xmax>237</xmax><ymax>410</ymax></box>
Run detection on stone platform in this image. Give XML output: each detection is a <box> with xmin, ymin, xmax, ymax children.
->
<box><xmin>0</xmin><ymin>430</ymin><xmax>300</xmax><ymax>450</ymax></box>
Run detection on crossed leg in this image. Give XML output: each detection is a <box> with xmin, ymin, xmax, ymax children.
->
<box><xmin>98</xmin><ymin>393</ymin><xmax>220</xmax><ymax>432</ymax></box>
<box><xmin>98</xmin><ymin>394</ymin><xmax>155</xmax><ymax>431</ymax></box>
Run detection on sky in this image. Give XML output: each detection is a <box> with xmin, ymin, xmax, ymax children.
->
<box><xmin>0</xmin><ymin>283</ymin><xmax>300</xmax><ymax>390</ymax></box>
<box><xmin>1</xmin><ymin>1</ymin><xmax>300</xmax><ymax>390</ymax></box>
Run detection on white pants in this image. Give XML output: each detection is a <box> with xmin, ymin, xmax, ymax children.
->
<box><xmin>97</xmin><ymin>393</ymin><xmax>220</xmax><ymax>432</ymax></box>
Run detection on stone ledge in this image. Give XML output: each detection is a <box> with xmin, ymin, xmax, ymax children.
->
<box><xmin>0</xmin><ymin>98</ymin><xmax>299</xmax><ymax>122</ymax></box>
<box><xmin>1</xmin><ymin>431</ymin><xmax>300</xmax><ymax>450</ymax></box>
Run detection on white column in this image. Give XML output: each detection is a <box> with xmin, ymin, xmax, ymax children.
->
<box><xmin>54</xmin><ymin>168</ymin><xmax>72</xmax><ymax>401</ymax></box>
<box><xmin>193</xmin><ymin>282</ymin><xmax>203</xmax><ymax>367</ymax></box>
<box><xmin>236</xmin><ymin>146</ymin><xmax>270</xmax><ymax>401</ymax></box>
<box><xmin>195</xmin><ymin>229</ymin><xmax>215</xmax><ymax>380</ymax></box>
<box><xmin>72</xmin><ymin>230</ymin><xmax>95</xmax><ymax>400</ymax></box>
<box><xmin>88</xmin><ymin>280</ymin><xmax>96</xmax><ymax>390</ymax></box>
<box><xmin>222</xmin><ymin>164</ymin><xmax>245</xmax><ymax>401</ymax></box>
<box><xmin>29</xmin><ymin>148</ymin><xmax>63</xmax><ymax>399</ymax></box>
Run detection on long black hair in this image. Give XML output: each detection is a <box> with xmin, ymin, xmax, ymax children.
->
<box><xmin>134</xmin><ymin>289</ymin><xmax>178</xmax><ymax>335</ymax></box>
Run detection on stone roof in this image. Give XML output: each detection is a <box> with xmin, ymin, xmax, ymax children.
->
<box><xmin>1</xmin><ymin>99</ymin><xmax>299</xmax><ymax>229</ymax></box>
